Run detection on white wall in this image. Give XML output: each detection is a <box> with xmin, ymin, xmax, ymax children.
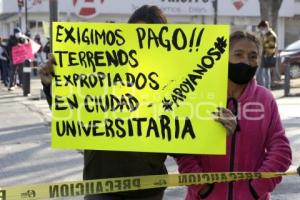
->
<box><xmin>0</xmin><ymin>0</ymin><xmax>295</xmax><ymax>17</ymax></box>
<box><xmin>294</xmin><ymin>1</ymin><xmax>300</xmax><ymax>15</ymax></box>
<box><xmin>0</xmin><ymin>0</ymin><xmax>296</xmax><ymax>49</ymax></box>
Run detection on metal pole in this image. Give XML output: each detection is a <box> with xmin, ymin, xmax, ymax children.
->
<box><xmin>23</xmin><ymin>59</ymin><xmax>31</xmax><ymax>96</ymax></box>
<box><xmin>25</xmin><ymin>0</ymin><xmax>28</xmax><ymax>32</ymax></box>
<box><xmin>49</xmin><ymin>0</ymin><xmax>58</xmax><ymax>51</ymax></box>
<box><xmin>284</xmin><ymin>63</ymin><xmax>290</xmax><ymax>97</ymax></box>
<box><xmin>213</xmin><ymin>0</ymin><xmax>218</xmax><ymax>24</ymax></box>
<box><xmin>18</xmin><ymin>6</ymin><xmax>22</xmax><ymax>29</ymax></box>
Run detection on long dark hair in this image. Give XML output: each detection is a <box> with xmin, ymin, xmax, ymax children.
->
<box><xmin>128</xmin><ymin>5</ymin><xmax>167</xmax><ymax>24</ymax></box>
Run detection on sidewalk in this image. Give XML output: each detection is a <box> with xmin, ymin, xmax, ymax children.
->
<box><xmin>0</xmin><ymin>78</ymin><xmax>82</xmax><ymax>199</ymax></box>
<box><xmin>0</xmin><ymin>76</ymin><xmax>299</xmax><ymax>199</ymax></box>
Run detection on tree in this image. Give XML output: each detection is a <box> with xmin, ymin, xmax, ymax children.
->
<box><xmin>258</xmin><ymin>0</ymin><xmax>283</xmax><ymax>32</ymax></box>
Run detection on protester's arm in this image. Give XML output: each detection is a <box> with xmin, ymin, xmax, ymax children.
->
<box><xmin>272</xmin><ymin>32</ymin><xmax>277</xmax><ymax>56</ymax></box>
<box><xmin>175</xmin><ymin>107</ymin><xmax>236</xmax><ymax>198</ymax></box>
<box><xmin>250</xmin><ymin>99</ymin><xmax>292</xmax><ymax>198</ymax></box>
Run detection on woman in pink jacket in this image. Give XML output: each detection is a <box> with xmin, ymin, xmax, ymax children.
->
<box><xmin>176</xmin><ymin>31</ymin><xmax>292</xmax><ymax>200</ymax></box>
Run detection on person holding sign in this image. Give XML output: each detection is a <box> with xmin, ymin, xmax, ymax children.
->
<box><xmin>176</xmin><ymin>31</ymin><xmax>292</xmax><ymax>200</ymax></box>
<box><xmin>7</xmin><ymin>27</ymin><xmax>28</xmax><ymax>91</ymax></box>
<box><xmin>82</xmin><ymin>5</ymin><xmax>169</xmax><ymax>200</ymax></box>
<box><xmin>40</xmin><ymin>5</ymin><xmax>186</xmax><ymax>200</ymax></box>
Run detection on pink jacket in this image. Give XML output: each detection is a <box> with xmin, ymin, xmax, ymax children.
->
<box><xmin>176</xmin><ymin>79</ymin><xmax>292</xmax><ymax>200</ymax></box>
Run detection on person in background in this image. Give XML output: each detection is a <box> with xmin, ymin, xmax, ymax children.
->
<box><xmin>256</xmin><ymin>20</ymin><xmax>277</xmax><ymax>89</ymax></box>
<box><xmin>7</xmin><ymin>27</ymin><xmax>29</xmax><ymax>91</ymax></box>
<box><xmin>0</xmin><ymin>37</ymin><xmax>3</xmax><ymax>83</ymax></box>
<box><xmin>25</xmin><ymin>29</ymin><xmax>31</xmax><ymax>38</ymax></box>
<box><xmin>43</xmin><ymin>37</ymin><xmax>50</xmax><ymax>60</ymax></box>
<box><xmin>0</xmin><ymin>37</ymin><xmax>10</xmax><ymax>87</ymax></box>
<box><xmin>34</xmin><ymin>34</ymin><xmax>44</xmax><ymax>64</ymax></box>
<box><xmin>176</xmin><ymin>31</ymin><xmax>292</xmax><ymax>200</ymax></box>
<box><xmin>40</xmin><ymin>5</ymin><xmax>201</xmax><ymax>200</ymax></box>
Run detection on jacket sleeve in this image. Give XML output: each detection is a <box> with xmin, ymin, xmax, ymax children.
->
<box><xmin>250</xmin><ymin>98</ymin><xmax>292</xmax><ymax>197</ymax></box>
<box><xmin>175</xmin><ymin>156</ymin><xmax>205</xmax><ymax>197</ymax></box>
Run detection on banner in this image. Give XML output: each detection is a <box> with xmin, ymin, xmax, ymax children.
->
<box><xmin>12</xmin><ymin>43</ymin><xmax>34</xmax><ymax>65</ymax></box>
<box><xmin>30</xmin><ymin>39</ymin><xmax>42</xmax><ymax>55</ymax></box>
<box><xmin>11</xmin><ymin>40</ymin><xmax>41</xmax><ymax>65</ymax></box>
<box><xmin>0</xmin><ymin>168</ymin><xmax>299</xmax><ymax>200</ymax></box>
<box><xmin>51</xmin><ymin>22</ymin><xmax>229</xmax><ymax>154</ymax></box>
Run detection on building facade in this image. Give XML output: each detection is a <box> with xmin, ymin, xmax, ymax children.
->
<box><xmin>0</xmin><ymin>0</ymin><xmax>299</xmax><ymax>49</ymax></box>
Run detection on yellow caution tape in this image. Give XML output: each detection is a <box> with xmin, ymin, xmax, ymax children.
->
<box><xmin>0</xmin><ymin>169</ymin><xmax>299</xmax><ymax>200</ymax></box>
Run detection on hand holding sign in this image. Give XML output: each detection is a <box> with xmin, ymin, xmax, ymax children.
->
<box><xmin>212</xmin><ymin>107</ymin><xmax>237</xmax><ymax>136</ymax></box>
<box><xmin>39</xmin><ymin>54</ymin><xmax>56</xmax><ymax>85</ymax></box>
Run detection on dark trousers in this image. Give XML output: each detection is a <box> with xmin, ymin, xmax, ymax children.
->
<box><xmin>0</xmin><ymin>60</ymin><xmax>10</xmax><ymax>86</ymax></box>
<box><xmin>9</xmin><ymin>63</ymin><xmax>23</xmax><ymax>87</ymax></box>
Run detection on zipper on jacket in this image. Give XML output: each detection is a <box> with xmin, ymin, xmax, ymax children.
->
<box><xmin>226</xmin><ymin>98</ymin><xmax>239</xmax><ymax>200</ymax></box>
<box><xmin>227</xmin><ymin>133</ymin><xmax>237</xmax><ymax>200</ymax></box>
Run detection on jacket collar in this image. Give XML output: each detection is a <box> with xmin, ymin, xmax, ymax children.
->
<box><xmin>237</xmin><ymin>79</ymin><xmax>257</xmax><ymax>103</ymax></box>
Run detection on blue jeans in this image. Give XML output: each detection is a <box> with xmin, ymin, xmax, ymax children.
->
<box><xmin>256</xmin><ymin>67</ymin><xmax>271</xmax><ymax>89</ymax></box>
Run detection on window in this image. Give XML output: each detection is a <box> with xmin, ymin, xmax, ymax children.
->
<box><xmin>37</xmin><ymin>21</ymin><xmax>43</xmax><ymax>28</ymax></box>
<box><xmin>29</xmin><ymin>21</ymin><xmax>36</xmax><ymax>29</ymax></box>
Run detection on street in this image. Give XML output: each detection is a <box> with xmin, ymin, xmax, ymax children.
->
<box><xmin>0</xmin><ymin>77</ymin><xmax>300</xmax><ymax>199</ymax></box>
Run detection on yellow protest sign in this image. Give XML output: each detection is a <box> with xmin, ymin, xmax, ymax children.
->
<box><xmin>51</xmin><ymin>22</ymin><xmax>229</xmax><ymax>154</ymax></box>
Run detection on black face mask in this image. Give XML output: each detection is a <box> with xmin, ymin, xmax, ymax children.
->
<box><xmin>228</xmin><ymin>62</ymin><xmax>258</xmax><ymax>85</ymax></box>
